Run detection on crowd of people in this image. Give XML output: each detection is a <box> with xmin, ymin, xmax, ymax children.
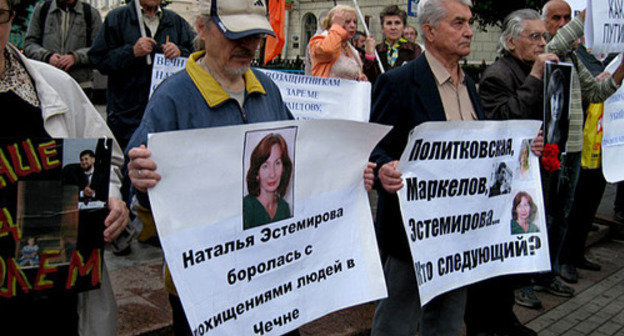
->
<box><xmin>1</xmin><ymin>0</ymin><xmax>623</xmax><ymax>335</ymax></box>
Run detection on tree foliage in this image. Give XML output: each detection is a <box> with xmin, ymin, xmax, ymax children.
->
<box><xmin>472</xmin><ymin>0</ymin><xmax>547</xmax><ymax>29</ymax></box>
<box><xmin>9</xmin><ymin>0</ymin><xmax>40</xmax><ymax>49</ymax></box>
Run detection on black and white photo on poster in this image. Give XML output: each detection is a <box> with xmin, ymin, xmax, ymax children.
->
<box><xmin>543</xmin><ymin>61</ymin><xmax>573</xmax><ymax>151</ymax></box>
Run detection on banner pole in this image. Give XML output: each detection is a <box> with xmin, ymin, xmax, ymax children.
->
<box><xmin>352</xmin><ymin>0</ymin><xmax>385</xmax><ymax>73</ymax></box>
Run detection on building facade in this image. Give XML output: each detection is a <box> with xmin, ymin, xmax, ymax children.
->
<box><xmin>284</xmin><ymin>0</ymin><xmax>500</xmax><ymax>63</ymax></box>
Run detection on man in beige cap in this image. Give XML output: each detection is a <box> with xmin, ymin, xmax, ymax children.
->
<box><xmin>125</xmin><ymin>1</ymin><xmax>302</xmax><ymax>335</ymax></box>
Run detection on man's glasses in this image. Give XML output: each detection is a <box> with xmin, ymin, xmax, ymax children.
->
<box><xmin>520</xmin><ymin>32</ymin><xmax>548</xmax><ymax>43</ymax></box>
<box><xmin>0</xmin><ymin>9</ymin><xmax>14</xmax><ymax>24</ymax></box>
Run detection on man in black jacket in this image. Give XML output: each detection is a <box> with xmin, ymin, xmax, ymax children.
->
<box><xmin>89</xmin><ymin>0</ymin><xmax>195</xmax><ymax>150</ymax></box>
<box><xmin>466</xmin><ymin>9</ymin><xmax>558</xmax><ymax>336</ymax></box>
<box><xmin>369</xmin><ymin>0</ymin><xmax>482</xmax><ymax>335</ymax></box>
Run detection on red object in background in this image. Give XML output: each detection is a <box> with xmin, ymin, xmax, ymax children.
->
<box><xmin>264</xmin><ymin>0</ymin><xmax>286</xmax><ymax>64</ymax></box>
<box><xmin>541</xmin><ymin>143</ymin><xmax>561</xmax><ymax>172</ymax></box>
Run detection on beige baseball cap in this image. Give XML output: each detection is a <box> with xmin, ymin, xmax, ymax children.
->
<box><xmin>199</xmin><ymin>0</ymin><xmax>276</xmax><ymax>40</ymax></box>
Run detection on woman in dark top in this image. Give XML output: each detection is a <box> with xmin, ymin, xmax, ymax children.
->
<box><xmin>244</xmin><ymin>133</ymin><xmax>293</xmax><ymax>229</ymax></box>
<box><xmin>362</xmin><ymin>5</ymin><xmax>421</xmax><ymax>84</ymax></box>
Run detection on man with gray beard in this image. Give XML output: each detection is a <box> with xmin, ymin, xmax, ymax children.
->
<box><xmin>124</xmin><ymin>1</ymin><xmax>297</xmax><ymax>334</ymax></box>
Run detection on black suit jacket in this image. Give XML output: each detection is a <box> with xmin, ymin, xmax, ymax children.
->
<box><xmin>62</xmin><ymin>164</ymin><xmax>108</xmax><ymax>202</ymax></box>
<box><xmin>370</xmin><ymin>54</ymin><xmax>485</xmax><ymax>261</ymax></box>
<box><xmin>479</xmin><ymin>54</ymin><xmax>543</xmax><ymax>120</ymax></box>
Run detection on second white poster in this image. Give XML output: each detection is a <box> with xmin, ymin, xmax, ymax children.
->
<box><xmin>397</xmin><ymin>120</ymin><xmax>551</xmax><ymax>305</ymax></box>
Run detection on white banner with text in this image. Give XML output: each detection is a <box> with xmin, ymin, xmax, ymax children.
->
<box><xmin>148</xmin><ymin>120</ymin><xmax>389</xmax><ymax>335</ymax></box>
<box><xmin>585</xmin><ymin>0</ymin><xmax>624</xmax><ymax>57</ymax></box>
<box><xmin>397</xmin><ymin>120</ymin><xmax>551</xmax><ymax>305</ymax></box>
<box><xmin>259</xmin><ymin>69</ymin><xmax>371</xmax><ymax>121</ymax></box>
<box><xmin>149</xmin><ymin>53</ymin><xmax>188</xmax><ymax>98</ymax></box>
<box><xmin>602</xmin><ymin>56</ymin><xmax>624</xmax><ymax>182</ymax></box>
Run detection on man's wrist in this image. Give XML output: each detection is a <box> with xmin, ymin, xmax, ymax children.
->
<box><xmin>70</xmin><ymin>51</ymin><xmax>80</xmax><ymax>65</ymax></box>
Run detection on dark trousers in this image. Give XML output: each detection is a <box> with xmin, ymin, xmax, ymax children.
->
<box><xmin>169</xmin><ymin>294</ymin><xmax>301</xmax><ymax>336</ymax></box>
<box><xmin>539</xmin><ymin>152</ymin><xmax>581</xmax><ymax>275</ymax></box>
<box><xmin>465</xmin><ymin>276</ymin><xmax>518</xmax><ymax>335</ymax></box>
<box><xmin>0</xmin><ymin>293</ymin><xmax>79</xmax><ymax>335</ymax></box>
<box><xmin>615</xmin><ymin>182</ymin><xmax>624</xmax><ymax>213</ymax></box>
<box><xmin>560</xmin><ymin>168</ymin><xmax>606</xmax><ymax>264</ymax></box>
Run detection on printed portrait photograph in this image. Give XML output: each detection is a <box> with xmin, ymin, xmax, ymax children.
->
<box><xmin>242</xmin><ymin>127</ymin><xmax>297</xmax><ymax>230</ymax></box>
<box><xmin>489</xmin><ymin>162</ymin><xmax>513</xmax><ymax>198</ymax></box>
<box><xmin>544</xmin><ymin>62</ymin><xmax>573</xmax><ymax>150</ymax></box>
<box><xmin>61</xmin><ymin>138</ymin><xmax>112</xmax><ymax>209</ymax></box>
<box><xmin>510</xmin><ymin>191</ymin><xmax>540</xmax><ymax>235</ymax></box>
<box><xmin>517</xmin><ymin>138</ymin><xmax>532</xmax><ymax>179</ymax></box>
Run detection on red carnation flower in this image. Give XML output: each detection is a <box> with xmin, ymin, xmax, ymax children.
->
<box><xmin>541</xmin><ymin>143</ymin><xmax>561</xmax><ymax>172</ymax></box>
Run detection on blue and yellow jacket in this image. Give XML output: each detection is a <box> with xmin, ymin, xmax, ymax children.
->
<box><xmin>127</xmin><ymin>51</ymin><xmax>293</xmax><ymax>295</ymax></box>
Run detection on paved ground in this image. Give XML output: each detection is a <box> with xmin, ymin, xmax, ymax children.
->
<box><xmin>527</xmin><ymin>266</ymin><xmax>624</xmax><ymax>336</ymax></box>
<box><xmin>103</xmin><ymin>182</ymin><xmax>624</xmax><ymax>335</ymax></box>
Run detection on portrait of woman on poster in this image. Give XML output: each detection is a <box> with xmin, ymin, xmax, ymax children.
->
<box><xmin>517</xmin><ymin>139</ymin><xmax>531</xmax><ymax>178</ymax></box>
<box><xmin>244</xmin><ymin>133</ymin><xmax>293</xmax><ymax>229</ymax></box>
<box><xmin>510</xmin><ymin>191</ymin><xmax>540</xmax><ymax>234</ymax></box>
<box><xmin>545</xmin><ymin>68</ymin><xmax>569</xmax><ymax>147</ymax></box>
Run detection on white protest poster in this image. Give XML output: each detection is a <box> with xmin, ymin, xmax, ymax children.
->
<box><xmin>585</xmin><ymin>0</ymin><xmax>624</xmax><ymax>58</ymax></box>
<box><xmin>149</xmin><ymin>53</ymin><xmax>188</xmax><ymax>98</ymax></box>
<box><xmin>396</xmin><ymin>120</ymin><xmax>550</xmax><ymax>306</ymax></box>
<box><xmin>566</xmin><ymin>0</ymin><xmax>585</xmax><ymax>16</ymax></box>
<box><xmin>259</xmin><ymin>69</ymin><xmax>371</xmax><ymax>121</ymax></box>
<box><xmin>602</xmin><ymin>92</ymin><xmax>624</xmax><ymax>183</ymax></box>
<box><xmin>602</xmin><ymin>63</ymin><xmax>624</xmax><ymax>182</ymax></box>
<box><xmin>148</xmin><ymin>120</ymin><xmax>390</xmax><ymax>335</ymax></box>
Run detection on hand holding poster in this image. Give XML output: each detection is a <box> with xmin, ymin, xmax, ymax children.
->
<box><xmin>396</xmin><ymin>120</ymin><xmax>550</xmax><ymax>306</ymax></box>
<box><xmin>147</xmin><ymin>120</ymin><xmax>390</xmax><ymax>335</ymax></box>
<box><xmin>259</xmin><ymin>69</ymin><xmax>371</xmax><ymax>121</ymax></box>
<box><xmin>0</xmin><ymin>138</ymin><xmax>112</xmax><ymax>298</ymax></box>
<box><xmin>149</xmin><ymin>53</ymin><xmax>188</xmax><ymax>98</ymax></box>
<box><xmin>585</xmin><ymin>0</ymin><xmax>624</xmax><ymax>57</ymax></box>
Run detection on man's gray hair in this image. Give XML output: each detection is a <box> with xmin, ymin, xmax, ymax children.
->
<box><xmin>194</xmin><ymin>15</ymin><xmax>212</xmax><ymax>51</ymax></box>
<box><xmin>499</xmin><ymin>9</ymin><xmax>542</xmax><ymax>54</ymax></box>
<box><xmin>417</xmin><ymin>0</ymin><xmax>473</xmax><ymax>30</ymax></box>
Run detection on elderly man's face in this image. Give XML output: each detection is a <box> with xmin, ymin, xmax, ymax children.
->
<box><xmin>404</xmin><ymin>26</ymin><xmax>417</xmax><ymax>43</ymax></box>
<box><xmin>427</xmin><ymin>1</ymin><xmax>473</xmax><ymax>61</ymax></box>
<box><xmin>353</xmin><ymin>35</ymin><xmax>366</xmax><ymax>49</ymax></box>
<box><xmin>544</xmin><ymin>0</ymin><xmax>571</xmax><ymax>37</ymax></box>
<box><xmin>202</xmin><ymin>20</ymin><xmax>262</xmax><ymax>76</ymax></box>
<box><xmin>510</xmin><ymin>19</ymin><xmax>547</xmax><ymax>63</ymax></box>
